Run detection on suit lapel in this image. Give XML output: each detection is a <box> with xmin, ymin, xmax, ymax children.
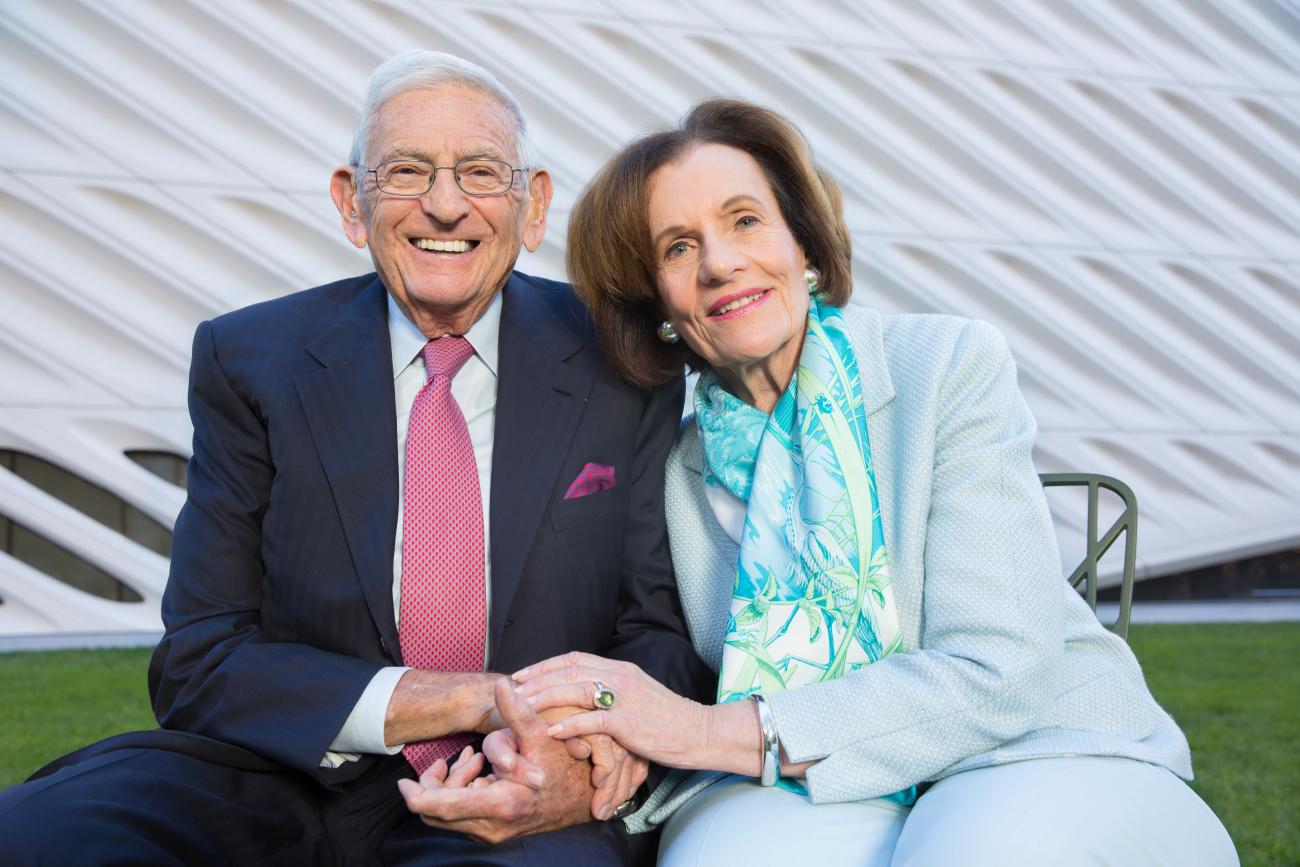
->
<box><xmin>489</xmin><ymin>274</ymin><xmax>592</xmax><ymax>657</ymax></box>
<box><xmin>843</xmin><ymin>303</ymin><xmax>899</xmax><ymax>554</ymax></box>
<box><xmin>294</xmin><ymin>278</ymin><xmax>402</xmax><ymax>662</ymax></box>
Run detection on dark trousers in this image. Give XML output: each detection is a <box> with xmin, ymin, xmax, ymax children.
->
<box><xmin>0</xmin><ymin>731</ymin><xmax>651</xmax><ymax>866</ymax></box>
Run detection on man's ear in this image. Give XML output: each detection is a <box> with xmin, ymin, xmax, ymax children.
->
<box><xmin>521</xmin><ymin>169</ymin><xmax>554</xmax><ymax>254</ymax></box>
<box><xmin>329</xmin><ymin>167</ymin><xmax>368</xmax><ymax>249</ymax></box>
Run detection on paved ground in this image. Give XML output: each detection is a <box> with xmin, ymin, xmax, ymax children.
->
<box><xmin>1097</xmin><ymin>598</ymin><xmax>1300</xmax><ymax>624</ymax></box>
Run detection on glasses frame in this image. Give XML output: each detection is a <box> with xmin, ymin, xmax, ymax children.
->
<box><xmin>358</xmin><ymin>158</ymin><xmax>526</xmax><ymax>198</ymax></box>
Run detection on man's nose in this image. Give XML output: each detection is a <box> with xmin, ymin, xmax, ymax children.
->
<box><xmin>420</xmin><ymin>167</ymin><xmax>470</xmax><ymax>223</ymax></box>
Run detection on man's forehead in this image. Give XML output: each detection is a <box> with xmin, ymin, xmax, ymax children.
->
<box><xmin>369</xmin><ymin>85</ymin><xmax>518</xmax><ymax>161</ymax></box>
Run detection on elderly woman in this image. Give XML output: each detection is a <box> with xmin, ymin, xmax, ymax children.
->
<box><xmin>508</xmin><ymin>100</ymin><xmax>1237</xmax><ymax>865</ymax></box>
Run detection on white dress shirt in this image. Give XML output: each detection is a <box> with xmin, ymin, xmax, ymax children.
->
<box><xmin>322</xmin><ymin>291</ymin><xmax>500</xmax><ymax>766</ymax></box>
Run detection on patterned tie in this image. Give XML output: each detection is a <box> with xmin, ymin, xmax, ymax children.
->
<box><xmin>400</xmin><ymin>336</ymin><xmax>485</xmax><ymax>775</ymax></box>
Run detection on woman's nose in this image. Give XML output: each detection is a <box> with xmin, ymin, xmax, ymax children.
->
<box><xmin>698</xmin><ymin>239</ymin><xmax>745</xmax><ymax>285</ymax></box>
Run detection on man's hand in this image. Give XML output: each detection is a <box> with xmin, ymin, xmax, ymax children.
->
<box><xmin>384</xmin><ymin>671</ymin><xmax>506</xmax><ymax>747</ymax></box>
<box><xmin>484</xmin><ymin>723</ymin><xmax>648</xmax><ymax>820</ymax></box>
<box><xmin>396</xmin><ymin>679</ymin><xmax>593</xmax><ymax>844</ymax></box>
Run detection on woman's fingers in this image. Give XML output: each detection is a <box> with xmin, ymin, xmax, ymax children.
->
<box><xmin>513</xmin><ymin>667</ymin><xmax>603</xmax><ymax>700</ymax></box>
<box><xmin>524</xmin><ymin>682</ymin><xmax>607</xmax><ymax>712</ymax></box>
<box><xmin>546</xmin><ymin>710</ymin><xmax>619</xmax><ymax>741</ymax></box>
<box><xmin>512</xmin><ymin>651</ymin><xmax>620</xmax><ymax>683</ymax></box>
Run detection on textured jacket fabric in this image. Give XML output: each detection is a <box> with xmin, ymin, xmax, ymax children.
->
<box><xmin>627</xmin><ymin>303</ymin><xmax>1191</xmax><ymax>832</ymax></box>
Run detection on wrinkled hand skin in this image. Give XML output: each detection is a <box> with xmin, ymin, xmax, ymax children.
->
<box><xmin>483</xmin><ymin>720</ymin><xmax>645</xmax><ymax>821</ymax></box>
<box><xmin>397</xmin><ymin>679</ymin><xmax>595</xmax><ymax>845</ymax></box>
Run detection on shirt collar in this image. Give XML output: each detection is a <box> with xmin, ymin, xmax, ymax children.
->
<box><xmin>387</xmin><ymin>289</ymin><xmax>503</xmax><ymax>380</ymax></box>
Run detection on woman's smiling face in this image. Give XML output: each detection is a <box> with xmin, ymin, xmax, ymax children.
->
<box><xmin>648</xmin><ymin>143</ymin><xmax>810</xmax><ymax>397</ymax></box>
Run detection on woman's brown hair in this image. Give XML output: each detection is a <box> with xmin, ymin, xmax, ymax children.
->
<box><xmin>567</xmin><ymin>98</ymin><xmax>852</xmax><ymax>388</ymax></box>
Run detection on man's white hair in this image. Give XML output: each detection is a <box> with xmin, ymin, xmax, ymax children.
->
<box><xmin>348</xmin><ymin>50</ymin><xmax>539</xmax><ymax>172</ymax></box>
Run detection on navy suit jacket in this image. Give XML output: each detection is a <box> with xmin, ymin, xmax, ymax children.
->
<box><xmin>146</xmin><ymin>271</ymin><xmax>710</xmax><ymax>789</ymax></box>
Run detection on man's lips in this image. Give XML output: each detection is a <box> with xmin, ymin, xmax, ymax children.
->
<box><xmin>708</xmin><ymin>289</ymin><xmax>770</xmax><ymax>319</ymax></box>
<box><xmin>411</xmin><ymin>238</ymin><xmax>479</xmax><ymax>253</ymax></box>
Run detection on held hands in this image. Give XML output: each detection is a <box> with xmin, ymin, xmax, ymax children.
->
<box><xmin>396</xmin><ymin>678</ymin><xmax>645</xmax><ymax>843</ymax></box>
<box><xmin>397</xmin><ymin>679</ymin><xmax>590</xmax><ymax>843</ymax></box>
<box><xmin>512</xmin><ymin>651</ymin><xmax>711</xmax><ymax>771</ymax></box>
<box><xmin>480</xmin><ymin>719</ymin><xmax>647</xmax><ymax>820</ymax></box>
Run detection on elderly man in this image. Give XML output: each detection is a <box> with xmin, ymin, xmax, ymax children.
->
<box><xmin>0</xmin><ymin>50</ymin><xmax>708</xmax><ymax>866</ymax></box>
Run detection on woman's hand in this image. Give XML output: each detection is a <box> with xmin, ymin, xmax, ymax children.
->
<box><xmin>512</xmin><ymin>652</ymin><xmax>713</xmax><ymax>770</ymax></box>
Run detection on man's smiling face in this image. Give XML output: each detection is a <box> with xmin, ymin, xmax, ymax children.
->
<box><xmin>332</xmin><ymin>83</ymin><xmax>552</xmax><ymax>336</ymax></box>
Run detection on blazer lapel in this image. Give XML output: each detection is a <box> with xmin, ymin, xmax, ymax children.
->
<box><xmin>294</xmin><ymin>278</ymin><xmax>402</xmax><ymax>662</ymax></box>
<box><xmin>843</xmin><ymin>303</ymin><xmax>899</xmax><ymax>554</ymax></box>
<box><xmin>489</xmin><ymin>274</ymin><xmax>592</xmax><ymax>657</ymax></box>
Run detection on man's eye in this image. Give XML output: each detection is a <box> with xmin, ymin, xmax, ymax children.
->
<box><xmin>389</xmin><ymin>164</ymin><xmax>424</xmax><ymax>176</ymax></box>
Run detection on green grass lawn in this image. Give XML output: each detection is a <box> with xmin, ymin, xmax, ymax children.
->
<box><xmin>1</xmin><ymin>623</ymin><xmax>1297</xmax><ymax>865</ymax></box>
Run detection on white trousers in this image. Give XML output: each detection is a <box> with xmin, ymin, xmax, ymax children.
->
<box><xmin>656</xmin><ymin>756</ymin><xmax>1238</xmax><ymax>867</ymax></box>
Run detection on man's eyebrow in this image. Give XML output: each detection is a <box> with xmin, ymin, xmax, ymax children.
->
<box><xmin>385</xmin><ymin>146</ymin><xmax>430</xmax><ymax>160</ymax></box>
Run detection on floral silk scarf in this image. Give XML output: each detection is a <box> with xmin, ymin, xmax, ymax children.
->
<box><xmin>695</xmin><ymin>298</ymin><xmax>914</xmax><ymax>804</ymax></box>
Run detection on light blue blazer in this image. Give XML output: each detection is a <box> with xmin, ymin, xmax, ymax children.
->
<box><xmin>628</xmin><ymin>304</ymin><xmax>1192</xmax><ymax>832</ymax></box>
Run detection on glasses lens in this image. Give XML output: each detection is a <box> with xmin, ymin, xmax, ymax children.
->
<box><xmin>456</xmin><ymin>159</ymin><xmax>513</xmax><ymax>195</ymax></box>
<box><xmin>375</xmin><ymin>160</ymin><xmax>433</xmax><ymax>195</ymax></box>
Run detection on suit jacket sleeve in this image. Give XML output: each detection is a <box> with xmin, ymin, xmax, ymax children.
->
<box><xmin>603</xmin><ymin>374</ymin><xmax>715</xmax><ymax>706</ymax></box>
<box><xmin>764</xmin><ymin>319</ymin><xmax>1066</xmax><ymax>803</ymax></box>
<box><xmin>147</xmin><ymin>321</ymin><xmax>381</xmax><ymax>775</ymax></box>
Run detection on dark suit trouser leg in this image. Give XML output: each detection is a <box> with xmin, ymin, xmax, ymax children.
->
<box><xmin>380</xmin><ymin>813</ymin><xmax>653</xmax><ymax>867</ymax></box>
<box><xmin>0</xmin><ymin>746</ymin><xmax>330</xmax><ymax>866</ymax></box>
<box><xmin>0</xmin><ymin>744</ymin><xmax>655</xmax><ymax>867</ymax></box>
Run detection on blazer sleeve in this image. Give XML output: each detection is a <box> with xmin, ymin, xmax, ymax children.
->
<box><xmin>147</xmin><ymin>321</ymin><xmax>381</xmax><ymax>776</ymax></box>
<box><xmin>764</xmin><ymin>319</ymin><xmax>1066</xmax><ymax>803</ymax></box>
<box><xmin>603</xmin><ymin>374</ymin><xmax>715</xmax><ymax>706</ymax></box>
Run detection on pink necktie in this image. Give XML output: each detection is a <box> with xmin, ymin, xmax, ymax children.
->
<box><xmin>400</xmin><ymin>336</ymin><xmax>485</xmax><ymax>776</ymax></box>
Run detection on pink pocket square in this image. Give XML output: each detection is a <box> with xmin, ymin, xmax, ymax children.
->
<box><xmin>564</xmin><ymin>463</ymin><xmax>616</xmax><ymax>500</ymax></box>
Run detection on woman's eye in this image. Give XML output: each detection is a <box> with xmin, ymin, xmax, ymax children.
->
<box><xmin>737</xmin><ymin>215</ymin><xmax>759</xmax><ymax>228</ymax></box>
<box><xmin>666</xmin><ymin>241</ymin><xmax>690</xmax><ymax>260</ymax></box>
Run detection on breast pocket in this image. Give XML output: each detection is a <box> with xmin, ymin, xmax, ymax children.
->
<box><xmin>548</xmin><ymin>488</ymin><xmax>622</xmax><ymax>532</ymax></box>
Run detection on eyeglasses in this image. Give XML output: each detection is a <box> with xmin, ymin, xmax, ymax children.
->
<box><xmin>359</xmin><ymin>158</ymin><xmax>524</xmax><ymax>197</ymax></box>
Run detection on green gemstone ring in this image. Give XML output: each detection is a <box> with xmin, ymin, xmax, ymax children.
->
<box><xmin>593</xmin><ymin>681</ymin><xmax>616</xmax><ymax>709</ymax></box>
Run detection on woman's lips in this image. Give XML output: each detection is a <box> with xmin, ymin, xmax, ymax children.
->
<box><xmin>708</xmin><ymin>289</ymin><xmax>771</xmax><ymax>320</ymax></box>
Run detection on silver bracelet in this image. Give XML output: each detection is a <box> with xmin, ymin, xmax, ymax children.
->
<box><xmin>750</xmin><ymin>693</ymin><xmax>781</xmax><ymax>787</ymax></box>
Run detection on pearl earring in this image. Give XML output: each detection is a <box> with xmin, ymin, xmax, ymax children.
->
<box><xmin>657</xmin><ymin>321</ymin><xmax>680</xmax><ymax>344</ymax></box>
<box><xmin>804</xmin><ymin>267</ymin><xmax>820</xmax><ymax>295</ymax></box>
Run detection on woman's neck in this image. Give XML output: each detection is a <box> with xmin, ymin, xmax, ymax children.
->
<box><xmin>715</xmin><ymin>334</ymin><xmax>804</xmax><ymax>414</ymax></box>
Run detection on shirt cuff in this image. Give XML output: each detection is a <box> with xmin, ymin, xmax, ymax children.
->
<box><xmin>320</xmin><ymin>666</ymin><xmax>409</xmax><ymax>767</ymax></box>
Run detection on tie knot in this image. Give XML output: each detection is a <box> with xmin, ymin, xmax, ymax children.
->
<box><xmin>422</xmin><ymin>336</ymin><xmax>474</xmax><ymax>381</ymax></box>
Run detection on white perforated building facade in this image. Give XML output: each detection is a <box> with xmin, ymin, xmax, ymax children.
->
<box><xmin>1</xmin><ymin>0</ymin><xmax>1297</xmax><ymax>639</ymax></box>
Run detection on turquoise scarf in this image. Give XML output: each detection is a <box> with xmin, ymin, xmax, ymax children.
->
<box><xmin>695</xmin><ymin>299</ymin><xmax>914</xmax><ymax>805</ymax></box>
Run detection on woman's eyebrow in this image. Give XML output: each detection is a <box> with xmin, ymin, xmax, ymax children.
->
<box><xmin>719</xmin><ymin>194</ymin><xmax>762</xmax><ymax>211</ymax></box>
